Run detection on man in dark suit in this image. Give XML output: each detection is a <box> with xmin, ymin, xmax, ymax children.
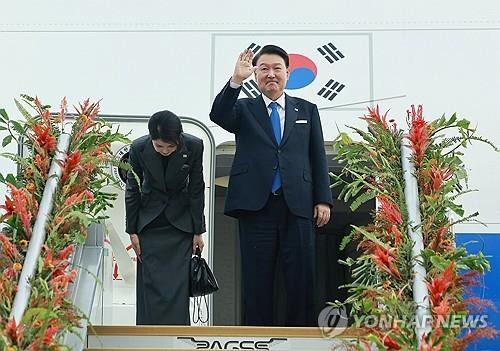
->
<box><xmin>125</xmin><ymin>111</ymin><xmax>205</xmax><ymax>324</ymax></box>
<box><xmin>210</xmin><ymin>45</ymin><xmax>333</xmax><ymax>326</ymax></box>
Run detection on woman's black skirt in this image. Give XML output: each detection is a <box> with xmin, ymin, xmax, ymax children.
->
<box><xmin>136</xmin><ymin>219</ymin><xmax>193</xmax><ymax>325</ymax></box>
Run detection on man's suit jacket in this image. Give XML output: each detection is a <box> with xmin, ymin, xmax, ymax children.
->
<box><xmin>125</xmin><ymin>133</ymin><xmax>206</xmax><ymax>235</ymax></box>
<box><xmin>210</xmin><ymin>81</ymin><xmax>333</xmax><ymax>219</ymax></box>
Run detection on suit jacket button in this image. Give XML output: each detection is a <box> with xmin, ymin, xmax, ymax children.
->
<box><xmin>273</xmin><ymin>165</ymin><xmax>277</xmax><ymax>170</ymax></box>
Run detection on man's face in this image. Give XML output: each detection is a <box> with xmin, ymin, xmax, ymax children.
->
<box><xmin>254</xmin><ymin>53</ymin><xmax>289</xmax><ymax>100</ymax></box>
<box><xmin>152</xmin><ymin>139</ymin><xmax>177</xmax><ymax>156</ymax></box>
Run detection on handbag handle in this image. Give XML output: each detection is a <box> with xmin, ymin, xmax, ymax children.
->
<box><xmin>192</xmin><ymin>294</ymin><xmax>209</xmax><ymax>324</ymax></box>
<box><xmin>194</xmin><ymin>246</ymin><xmax>202</xmax><ymax>257</ymax></box>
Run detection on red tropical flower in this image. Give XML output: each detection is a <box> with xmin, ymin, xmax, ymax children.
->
<box><xmin>42</xmin><ymin>323</ymin><xmax>59</xmax><ymax>345</ymax></box>
<box><xmin>430</xmin><ymin>163</ymin><xmax>453</xmax><ymax>192</ymax></box>
<box><xmin>0</xmin><ymin>234</ymin><xmax>20</xmax><ymax>259</ymax></box>
<box><xmin>383</xmin><ymin>334</ymin><xmax>401</xmax><ymax>350</ymax></box>
<box><xmin>84</xmin><ymin>189</ymin><xmax>94</xmax><ymax>204</ymax></box>
<box><xmin>77</xmin><ymin>98</ymin><xmax>100</xmax><ymax>121</ymax></box>
<box><xmin>3</xmin><ymin>184</ymin><xmax>33</xmax><ymax>238</ymax></box>
<box><xmin>41</xmin><ymin>109</ymin><xmax>52</xmax><ymax>126</ymax></box>
<box><xmin>55</xmin><ymin>97</ymin><xmax>68</xmax><ymax>123</ymax></box>
<box><xmin>34</xmin><ymin>153</ymin><xmax>50</xmax><ymax>179</ymax></box>
<box><xmin>3</xmin><ymin>267</ymin><xmax>19</xmax><ymax>280</ymax></box>
<box><xmin>420</xmin><ymin>328</ymin><xmax>444</xmax><ymax>351</ymax></box>
<box><xmin>372</xmin><ymin>245</ymin><xmax>401</xmax><ymax>279</ymax></box>
<box><xmin>0</xmin><ymin>195</ymin><xmax>15</xmax><ymax>218</ymax></box>
<box><xmin>421</xmin><ymin>337</ymin><xmax>443</xmax><ymax>350</ymax></box>
<box><xmin>34</xmin><ymin>96</ymin><xmax>42</xmax><ymax>109</ymax></box>
<box><xmin>432</xmin><ymin>295</ymin><xmax>451</xmax><ymax>316</ymax></box>
<box><xmin>57</xmin><ymin>244</ymin><xmax>75</xmax><ymax>261</ymax></box>
<box><xmin>390</xmin><ymin>224</ymin><xmax>403</xmax><ymax>246</ymax></box>
<box><xmin>430</xmin><ymin>225</ymin><xmax>450</xmax><ymax>251</ymax></box>
<box><xmin>61</xmin><ymin>150</ymin><xmax>83</xmax><ymax>184</ymax></box>
<box><xmin>32</xmin><ymin>123</ymin><xmax>56</xmax><ymax>153</ymax></box>
<box><xmin>63</xmin><ymin>193</ymin><xmax>82</xmax><ymax>208</ymax></box>
<box><xmin>72</xmin><ymin>100</ymin><xmax>100</xmax><ymax>142</ymax></box>
<box><xmin>427</xmin><ymin>261</ymin><xmax>456</xmax><ymax>307</ymax></box>
<box><xmin>83</xmin><ymin>162</ymin><xmax>97</xmax><ymax>173</ymax></box>
<box><xmin>50</xmin><ymin>269</ymin><xmax>77</xmax><ymax>305</ymax></box>
<box><xmin>5</xmin><ymin>318</ymin><xmax>23</xmax><ymax>345</ymax></box>
<box><xmin>360</xmin><ymin>105</ymin><xmax>389</xmax><ymax>129</ymax></box>
<box><xmin>33</xmin><ymin>97</ymin><xmax>53</xmax><ymax>126</ymax></box>
<box><xmin>377</xmin><ymin>196</ymin><xmax>403</xmax><ymax>225</ymax></box>
<box><xmin>407</xmin><ymin>104</ymin><xmax>430</xmax><ymax>167</ymax></box>
<box><xmin>42</xmin><ymin>244</ymin><xmax>75</xmax><ymax>278</ymax></box>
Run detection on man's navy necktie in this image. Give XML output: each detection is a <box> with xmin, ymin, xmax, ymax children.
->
<box><xmin>269</xmin><ymin>101</ymin><xmax>282</xmax><ymax>192</ymax></box>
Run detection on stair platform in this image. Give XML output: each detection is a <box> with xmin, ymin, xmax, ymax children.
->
<box><xmin>87</xmin><ymin>325</ymin><xmax>365</xmax><ymax>350</ymax></box>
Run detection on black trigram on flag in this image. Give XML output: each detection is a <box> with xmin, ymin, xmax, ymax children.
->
<box><xmin>317</xmin><ymin>79</ymin><xmax>345</xmax><ymax>101</ymax></box>
<box><xmin>247</xmin><ymin>42</ymin><xmax>262</xmax><ymax>54</ymax></box>
<box><xmin>317</xmin><ymin>43</ymin><xmax>345</xmax><ymax>63</ymax></box>
<box><xmin>241</xmin><ymin>79</ymin><xmax>261</xmax><ymax>98</ymax></box>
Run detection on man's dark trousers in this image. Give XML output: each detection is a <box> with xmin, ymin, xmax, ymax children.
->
<box><xmin>238</xmin><ymin>191</ymin><xmax>316</xmax><ymax>327</ymax></box>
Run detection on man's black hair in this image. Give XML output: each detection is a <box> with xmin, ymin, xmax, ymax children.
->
<box><xmin>252</xmin><ymin>44</ymin><xmax>289</xmax><ymax>68</ymax></box>
<box><xmin>148</xmin><ymin>110</ymin><xmax>183</xmax><ymax>145</ymax></box>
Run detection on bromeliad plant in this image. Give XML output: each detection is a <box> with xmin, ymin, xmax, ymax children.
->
<box><xmin>0</xmin><ymin>96</ymin><xmax>129</xmax><ymax>350</ymax></box>
<box><xmin>331</xmin><ymin>105</ymin><xmax>498</xmax><ymax>350</ymax></box>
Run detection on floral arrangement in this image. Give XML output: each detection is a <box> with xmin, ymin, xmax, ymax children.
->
<box><xmin>331</xmin><ymin>105</ymin><xmax>499</xmax><ymax>350</ymax></box>
<box><xmin>0</xmin><ymin>96</ymin><xmax>129</xmax><ymax>350</ymax></box>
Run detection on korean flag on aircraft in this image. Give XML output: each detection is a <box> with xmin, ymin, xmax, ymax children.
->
<box><xmin>212</xmin><ymin>33</ymin><xmax>373</xmax><ymax>111</ymax></box>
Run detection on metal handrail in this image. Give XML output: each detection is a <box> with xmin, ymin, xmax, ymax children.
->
<box><xmin>10</xmin><ymin>133</ymin><xmax>71</xmax><ymax>324</ymax></box>
<box><xmin>400</xmin><ymin>137</ymin><xmax>431</xmax><ymax>346</ymax></box>
<box><xmin>63</xmin><ymin>223</ymin><xmax>105</xmax><ymax>351</ymax></box>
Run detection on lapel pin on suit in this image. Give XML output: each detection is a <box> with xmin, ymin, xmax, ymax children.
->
<box><xmin>183</xmin><ymin>154</ymin><xmax>187</xmax><ymax>158</ymax></box>
<box><xmin>294</xmin><ymin>108</ymin><xmax>298</xmax><ymax>112</ymax></box>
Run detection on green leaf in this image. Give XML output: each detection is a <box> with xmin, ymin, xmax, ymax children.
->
<box><xmin>448</xmin><ymin>113</ymin><xmax>457</xmax><ymax>125</ymax></box>
<box><xmin>2</xmin><ymin>135</ymin><xmax>12</xmax><ymax>147</ymax></box>
<box><xmin>66</xmin><ymin>211</ymin><xmax>91</xmax><ymax>227</ymax></box>
<box><xmin>459</xmin><ymin>251</ymin><xmax>491</xmax><ymax>273</ymax></box>
<box><xmin>339</xmin><ymin>232</ymin><xmax>354</xmax><ymax>251</ymax></box>
<box><xmin>330</xmin><ymin>178</ymin><xmax>344</xmax><ymax>189</ymax></box>
<box><xmin>361</xmin><ymin>299</ymin><xmax>373</xmax><ymax>312</ymax></box>
<box><xmin>352</xmin><ymin>225</ymin><xmax>387</xmax><ymax>248</ymax></box>
<box><xmin>5</xmin><ymin>173</ymin><xmax>19</xmax><ymax>187</ymax></box>
<box><xmin>343</xmin><ymin>185</ymin><xmax>354</xmax><ymax>202</ymax></box>
<box><xmin>430</xmin><ymin>255</ymin><xmax>449</xmax><ymax>271</ymax></box>
<box><xmin>10</xmin><ymin>120</ymin><xmax>25</xmax><ymax>134</ymax></box>
<box><xmin>14</xmin><ymin>98</ymin><xmax>35</xmax><ymax>123</ymax></box>
<box><xmin>456</xmin><ymin>119</ymin><xmax>471</xmax><ymax>129</ymax></box>
<box><xmin>350</xmin><ymin>190</ymin><xmax>376</xmax><ymax>211</ymax></box>
<box><xmin>22</xmin><ymin>307</ymin><xmax>58</xmax><ymax>325</ymax></box>
<box><xmin>448</xmin><ymin>201</ymin><xmax>465</xmax><ymax>217</ymax></box>
<box><xmin>0</xmin><ymin>108</ymin><xmax>8</xmax><ymax>122</ymax></box>
<box><xmin>340</xmin><ymin>132</ymin><xmax>352</xmax><ymax>145</ymax></box>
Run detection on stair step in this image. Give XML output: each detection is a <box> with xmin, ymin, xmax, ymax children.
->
<box><xmin>88</xmin><ymin>325</ymin><xmax>361</xmax><ymax>337</ymax></box>
<box><xmin>87</xmin><ymin>326</ymin><xmax>363</xmax><ymax>350</ymax></box>
<box><xmin>85</xmin><ymin>349</ymin><xmax>199</xmax><ymax>351</ymax></box>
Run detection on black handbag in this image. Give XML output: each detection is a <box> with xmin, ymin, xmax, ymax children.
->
<box><xmin>189</xmin><ymin>248</ymin><xmax>219</xmax><ymax>324</ymax></box>
<box><xmin>189</xmin><ymin>248</ymin><xmax>219</xmax><ymax>297</ymax></box>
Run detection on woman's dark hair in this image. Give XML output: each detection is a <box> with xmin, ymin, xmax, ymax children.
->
<box><xmin>251</xmin><ymin>44</ymin><xmax>289</xmax><ymax>68</ymax></box>
<box><xmin>148</xmin><ymin>110</ymin><xmax>183</xmax><ymax>145</ymax></box>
